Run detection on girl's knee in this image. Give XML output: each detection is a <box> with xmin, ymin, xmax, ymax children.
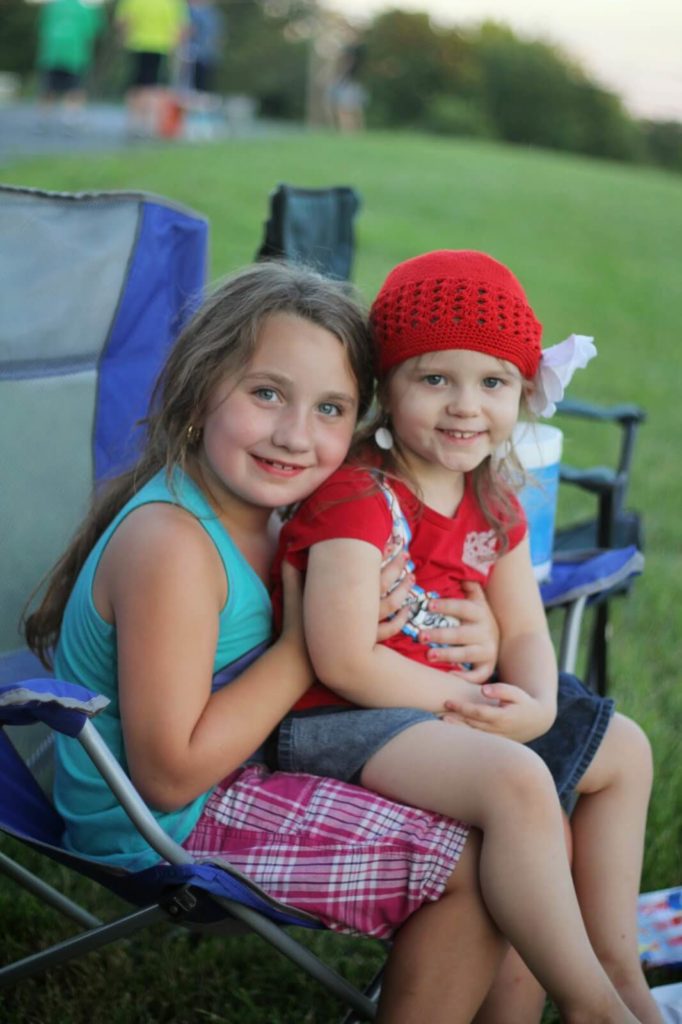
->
<box><xmin>606</xmin><ymin>713</ymin><xmax>654</xmax><ymax>784</ymax></box>
<box><xmin>491</xmin><ymin>741</ymin><xmax>558</xmax><ymax>805</ymax></box>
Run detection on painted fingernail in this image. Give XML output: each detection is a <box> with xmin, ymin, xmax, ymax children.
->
<box><xmin>421</xmin><ymin>633</ymin><xmax>430</xmax><ymax>644</ymax></box>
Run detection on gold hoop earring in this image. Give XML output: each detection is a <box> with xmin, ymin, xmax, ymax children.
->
<box><xmin>186</xmin><ymin>423</ymin><xmax>202</xmax><ymax>446</ymax></box>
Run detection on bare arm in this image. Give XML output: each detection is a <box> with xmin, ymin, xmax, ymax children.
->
<box><xmin>444</xmin><ymin>537</ymin><xmax>557</xmax><ymax>743</ymax></box>
<box><xmin>491</xmin><ymin>537</ymin><xmax>557</xmax><ymax>701</ymax></box>
<box><xmin>105</xmin><ymin>505</ymin><xmax>311</xmax><ymax>812</ymax></box>
<box><xmin>304</xmin><ymin>538</ymin><xmax>483</xmax><ymax>712</ymax></box>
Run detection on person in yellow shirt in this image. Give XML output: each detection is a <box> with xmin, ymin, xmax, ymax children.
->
<box><xmin>115</xmin><ymin>0</ymin><xmax>188</xmax><ymax>135</ymax></box>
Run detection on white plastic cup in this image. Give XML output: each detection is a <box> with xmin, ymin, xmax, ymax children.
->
<box><xmin>513</xmin><ymin>423</ymin><xmax>563</xmax><ymax>582</ymax></box>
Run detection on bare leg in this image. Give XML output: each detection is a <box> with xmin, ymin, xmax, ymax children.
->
<box><xmin>378</xmin><ymin>830</ymin><xmax>507</xmax><ymax>1023</ymax></box>
<box><xmin>362</xmin><ymin>721</ymin><xmax>639</xmax><ymax>1023</ymax></box>
<box><xmin>472</xmin><ymin>945</ymin><xmax>547</xmax><ymax>1024</ymax></box>
<box><xmin>472</xmin><ymin>811</ymin><xmax>573</xmax><ymax>1024</ymax></box>
<box><xmin>572</xmin><ymin>713</ymin><xmax>663</xmax><ymax>1024</ymax></box>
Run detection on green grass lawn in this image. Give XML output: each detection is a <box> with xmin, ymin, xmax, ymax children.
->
<box><xmin>1</xmin><ymin>130</ymin><xmax>681</xmax><ymax>1022</ymax></box>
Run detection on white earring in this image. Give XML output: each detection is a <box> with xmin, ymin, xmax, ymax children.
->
<box><xmin>374</xmin><ymin>426</ymin><xmax>394</xmax><ymax>451</ymax></box>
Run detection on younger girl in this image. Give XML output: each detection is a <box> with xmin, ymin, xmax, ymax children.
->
<box><xmin>274</xmin><ymin>250</ymin><xmax>657</xmax><ymax>1022</ymax></box>
<box><xmin>26</xmin><ymin>260</ymin><xmax>509</xmax><ymax>1024</ymax></box>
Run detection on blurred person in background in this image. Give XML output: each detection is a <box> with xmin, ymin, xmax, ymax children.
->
<box><xmin>36</xmin><ymin>0</ymin><xmax>105</xmax><ymax>127</ymax></box>
<box><xmin>115</xmin><ymin>0</ymin><xmax>188</xmax><ymax>136</ymax></box>
<box><xmin>328</xmin><ymin>42</ymin><xmax>367</xmax><ymax>133</ymax></box>
<box><xmin>185</xmin><ymin>0</ymin><xmax>224</xmax><ymax>98</ymax></box>
<box><xmin>178</xmin><ymin>0</ymin><xmax>225</xmax><ymax>137</ymax></box>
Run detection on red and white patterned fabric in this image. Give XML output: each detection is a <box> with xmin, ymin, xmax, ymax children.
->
<box><xmin>184</xmin><ymin>763</ymin><xmax>469</xmax><ymax>939</ymax></box>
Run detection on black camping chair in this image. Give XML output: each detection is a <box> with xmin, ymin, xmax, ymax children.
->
<box><xmin>256</xmin><ymin>183</ymin><xmax>361</xmax><ymax>280</ymax></box>
<box><xmin>543</xmin><ymin>399</ymin><xmax>646</xmax><ymax>695</ymax></box>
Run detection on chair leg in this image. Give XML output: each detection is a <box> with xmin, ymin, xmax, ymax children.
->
<box><xmin>0</xmin><ymin>850</ymin><xmax>101</xmax><ymax>928</ymax></box>
<box><xmin>587</xmin><ymin>603</ymin><xmax>610</xmax><ymax>696</ymax></box>
<box><xmin>557</xmin><ymin>594</ymin><xmax>588</xmax><ymax>675</ymax></box>
<box><xmin>213</xmin><ymin>896</ymin><xmax>378</xmax><ymax>1020</ymax></box>
<box><xmin>0</xmin><ymin>904</ymin><xmax>168</xmax><ymax>986</ymax></box>
<box><xmin>339</xmin><ymin>964</ymin><xmax>384</xmax><ymax>1023</ymax></box>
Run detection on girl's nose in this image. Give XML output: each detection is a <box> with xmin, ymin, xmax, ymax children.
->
<box><xmin>446</xmin><ymin>386</ymin><xmax>479</xmax><ymax>417</ymax></box>
<box><xmin>272</xmin><ymin>408</ymin><xmax>312</xmax><ymax>452</ymax></box>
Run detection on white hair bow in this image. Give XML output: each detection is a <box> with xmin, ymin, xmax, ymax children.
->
<box><xmin>527</xmin><ymin>334</ymin><xmax>597</xmax><ymax>418</ymax></box>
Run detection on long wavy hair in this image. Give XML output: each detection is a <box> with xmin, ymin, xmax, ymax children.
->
<box><xmin>350</xmin><ymin>362</ymin><xmax>531</xmax><ymax>551</ymax></box>
<box><xmin>25</xmin><ymin>260</ymin><xmax>374</xmax><ymax>667</ymax></box>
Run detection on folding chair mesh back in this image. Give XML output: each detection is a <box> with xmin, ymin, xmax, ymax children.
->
<box><xmin>0</xmin><ymin>186</ymin><xmax>208</xmax><ymax>696</ymax></box>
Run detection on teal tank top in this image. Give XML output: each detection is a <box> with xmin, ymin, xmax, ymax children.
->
<box><xmin>53</xmin><ymin>469</ymin><xmax>273</xmax><ymax>870</ymax></box>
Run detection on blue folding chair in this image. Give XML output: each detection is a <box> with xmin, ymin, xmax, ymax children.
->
<box><xmin>0</xmin><ymin>186</ymin><xmax>381</xmax><ymax>1021</ymax></box>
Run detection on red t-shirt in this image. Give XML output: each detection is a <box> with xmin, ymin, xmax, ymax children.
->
<box><xmin>272</xmin><ymin>465</ymin><xmax>527</xmax><ymax>710</ymax></box>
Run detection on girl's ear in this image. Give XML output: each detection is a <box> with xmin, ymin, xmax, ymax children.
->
<box><xmin>520</xmin><ymin>379</ymin><xmax>536</xmax><ymax>414</ymax></box>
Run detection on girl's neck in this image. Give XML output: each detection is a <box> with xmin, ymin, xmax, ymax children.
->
<box><xmin>185</xmin><ymin>460</ymin><xmax>272</xmax><ymax>538</ymax></box>
<box><xmin>197</xmin><ymin>469</ymin><xmax>277</xmax><ymax>584</ymax></box>
<box><xmin>397</xmin><ymin>456</ymin><xmax>466</xmax><ymax>518</ymax></box>
<box><xmin>416</xmin><ymin>473</ymin><xmax>466</xmax><ymax>518</ymax></box>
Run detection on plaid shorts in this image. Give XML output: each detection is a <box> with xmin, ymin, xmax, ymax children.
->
<box><xmin>183</xmin><ymin>763</ymin><xmax>468</xmax><ymax>939</ymax></box>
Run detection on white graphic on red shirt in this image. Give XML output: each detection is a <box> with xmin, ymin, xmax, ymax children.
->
<box><xmin>462</xmin><ymin>530</ymin><xmax>498</xmax><ymax>574</ymax></box>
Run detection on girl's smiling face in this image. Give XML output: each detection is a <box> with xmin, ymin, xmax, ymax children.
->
<box><xmin>198</xmin><ymin>312</ymin><xmax>360</xmax><ymax>516</ymax></box>
<box><xmin>387</xmin><ymin>347</ymin><xmax>524</xmax><ymax>486</ymax></box>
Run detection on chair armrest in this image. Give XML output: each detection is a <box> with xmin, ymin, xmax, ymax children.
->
<box><xmin>0</xmin><ymin>679</ymin><xmax>196</xmax><ymax>867</ymax></box>
<box><xmin>0</xmin><ymin>679</ymin><xmax>189</xmax><ymax>863</ymax></box>
<box><xmin>557</xmin><ymin>398</ymin><xmax>646</xmax><ymax>426</ymax></box>
<box><xmin>559</xmin><ymin>464</ymin><xmax>621</xmax><ymax>496</ymax></box>
<box><xmin>76</xmin><ymin>719</ymin><xmax>195</xmax><ymax>867</ymax></box>
<box><xmin>0</xmin><ymin>679</ymin><xmax>109</xmax><ymax>736</ymax></box>
<box><xmin>557</xmin><ymin>398</ymin><xmax>645</xmax><ymax>488</ymax></box>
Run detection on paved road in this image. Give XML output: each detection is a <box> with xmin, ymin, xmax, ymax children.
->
<box><xmin>0</xmin><ymin>99</ymin><xmax>282</xmax><ymax>165</ymax></box>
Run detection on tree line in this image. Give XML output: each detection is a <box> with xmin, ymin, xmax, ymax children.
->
<box><xmin>3</xmin><ymin>0</ymin><xmax>680</xmax><ymax>173</ymax></box>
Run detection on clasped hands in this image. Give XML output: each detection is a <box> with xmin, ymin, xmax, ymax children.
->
<box><xmin>378</xmin><ymin>551</ymin><xmax>549</xmax><ymax>744</ymax></box>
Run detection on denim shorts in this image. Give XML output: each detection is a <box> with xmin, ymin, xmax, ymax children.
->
<box><xmin>528</xmin><ymin>672</ymin><xmax>615</xmax><ymax>808</ymax></box>
<box><xmin>275</xmin><ymin>673</ymin><xmax>615</xmax><ymax>811</ymax></box>
<box><xmin>276</xmin><ymin>706</ymin><xmax>434</xmax><ymax>785</ymax></box>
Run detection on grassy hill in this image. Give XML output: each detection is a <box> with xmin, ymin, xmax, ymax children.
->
<box><xmin>1</xmin><ymin>131</ymin><xmax>680</xmax><ymax>1022</ymax></box>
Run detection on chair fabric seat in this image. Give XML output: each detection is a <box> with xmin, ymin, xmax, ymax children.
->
<box><xmin>540</xmin><ymin>546</ymin><xmax>644</xmax><ymax>609</ymax></box>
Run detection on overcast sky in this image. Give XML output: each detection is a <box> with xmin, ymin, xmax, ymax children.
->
<box><xmin>326</xmin><ymin>0</ymin><xmax>682</xmax><ymax>122</ymax></box>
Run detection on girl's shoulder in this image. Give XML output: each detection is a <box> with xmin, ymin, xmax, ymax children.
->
<box><xmin>100</xmin><ymin>499</ymin><xmax>223</xmax><ymax>605</ymax></box>
<box><xmin>281</xmin><ymin>463</ymin><xmax>393</xmax><ymax>556</ymax></box>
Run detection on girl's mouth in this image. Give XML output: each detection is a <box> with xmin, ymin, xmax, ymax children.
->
<box><xmin>438</xmin><ymin>429</ymin><xmax>484</xmax><ymax>441</ymax></box>
<box><xmin>252</xmin><ymin>455</ymin><xmax>308</xmax><ymax>476</ymax></box>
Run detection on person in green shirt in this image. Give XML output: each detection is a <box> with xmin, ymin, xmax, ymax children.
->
<box><xmin>36</xmin><ymin>0</ymin><xmax>104</xmax><ymax>118</ymax></box>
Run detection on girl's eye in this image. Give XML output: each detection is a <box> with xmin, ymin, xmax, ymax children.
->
<box><xmin>318</xmin><ymin>402</ymin><xmax>343</xmax><ymax>417</ymax></box>
<box><xmin>482</xmin><ymin>377</ymin><xmax>503</xmax><ymax>390</ymax></box>
<box><xmin>253</xmin><ymin>387</ymin><xmax>279</xmax><ymax>402</ymax></box>
<box><xmin>423</xmin><ymin>374</ymin><xmax>446</xmax><ymax>387</ymax></box>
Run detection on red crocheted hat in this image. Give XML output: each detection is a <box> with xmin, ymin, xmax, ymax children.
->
<box><xmin>370</xmin><ymin>250</ymin><xmax>543</xmax><ymax>379</ymax></box>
